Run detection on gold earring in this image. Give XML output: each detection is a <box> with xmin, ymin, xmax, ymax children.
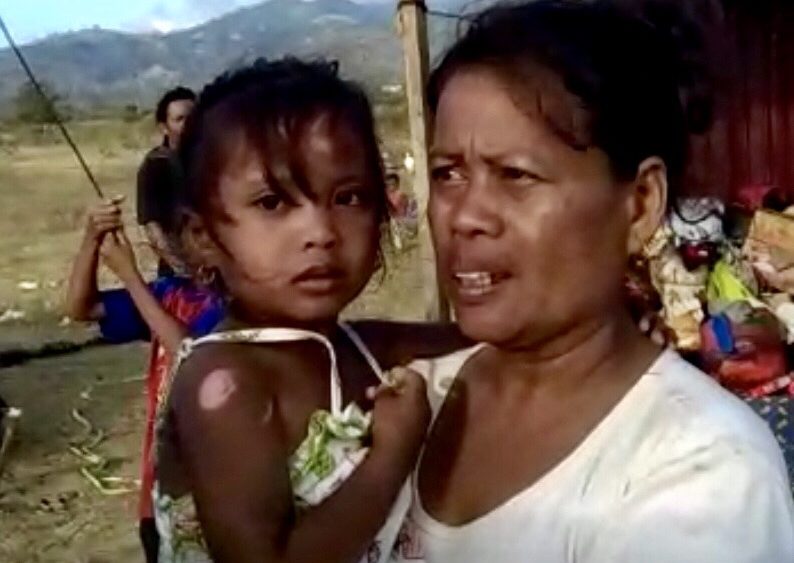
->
<box><xmin>196</xmin><ymin>265</ymin><xmax>217</xmax><ymax>287</ymax></box>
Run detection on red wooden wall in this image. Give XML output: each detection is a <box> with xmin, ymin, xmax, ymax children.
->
<box><xmin>686</xmin><ymin>1</ymin><xmax>794</xmax><ymax>200</ymax></box>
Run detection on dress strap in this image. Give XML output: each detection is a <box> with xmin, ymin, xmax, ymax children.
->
<box><xmin>176</xmin><ymin>324</ymin><xmax>386</xmax><ymax>416</ymax></box>
<box><xmin>339</xmin><ymin>322</ymin><xmax>386</xmax><ymax>382</ymax></box>
<box><xmin>185</xmin><ymin>328</ymin><xmax>344</xmax><ymax>415</ymax></box>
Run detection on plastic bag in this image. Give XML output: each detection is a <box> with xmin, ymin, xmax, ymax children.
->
<box><xmin>700</xmin><ymin>306</ymin><xmax>787</xmax><ymax>393</ymax></box>
<box><xmin>706</xmin><ymin>258</ymin><xmax>760</xmax><ymax>313</ymax></box>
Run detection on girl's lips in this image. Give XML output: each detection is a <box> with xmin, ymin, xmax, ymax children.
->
<box><xmin>293</xmin><ymin>264</ymin><xmax>344</xmax><ymax>282</ymax></box>
<box><xmin>292</xmin><ymin>265</ymin><xmax>346</xmax><ymax>294</ymax></box>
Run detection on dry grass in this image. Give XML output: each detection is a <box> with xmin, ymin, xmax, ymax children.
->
<box><xmin>0</xmin><ymin>120</ymin><xmax>158</xmax><ymax>324</ymax></box>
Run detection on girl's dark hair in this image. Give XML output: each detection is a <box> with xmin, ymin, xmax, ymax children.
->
<box><xmin>175</xmin><ymin>57</ymin><xmax>387</xmax><ymax>229</ymax></box>
<box><xmin>429</xmin><ymin>0</ymin><xmax>715</xmax><ymax>200</ymax></box>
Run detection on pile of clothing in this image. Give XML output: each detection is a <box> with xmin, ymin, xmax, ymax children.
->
<box><xmin>628</xmin><ymin>185</ymin><xmax>794</xmax><ymax>487</ymax></box>
<box><xmin>629</xmin><ymin>185</ymin><xmax>794</xmax><ymax>400</ymax></box>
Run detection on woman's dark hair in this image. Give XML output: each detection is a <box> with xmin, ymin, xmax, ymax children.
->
<box><xmin>428</xmin><ymin>0</ymin><xmax>715</xmax><ymax>200</ymax></box>
<box><xmin>175</xmin><ymin>57</ymin><xmax>387</xmax><ymax>230</ymax></box>
<box><xmin>155</xmin><ymin>86</ymin><xmax>196</xmax><ymax>124</ymax></box>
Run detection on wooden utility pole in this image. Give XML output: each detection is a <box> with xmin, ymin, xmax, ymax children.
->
<box><xmin>396</xmin><ymin>0</ymin><xmax>449</xmax><ymax>321</ymax></box>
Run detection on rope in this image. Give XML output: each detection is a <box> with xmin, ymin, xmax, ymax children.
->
<box><xmin>0</xmin><ymin>14</ymin><xmax>104</xmax><ymax>198</ymax></box>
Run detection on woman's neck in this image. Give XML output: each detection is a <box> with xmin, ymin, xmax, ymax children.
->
<box><xmin>488</xmin><ymin>311</ymin><xmax>660</xmax><ymax>394</ymax></box>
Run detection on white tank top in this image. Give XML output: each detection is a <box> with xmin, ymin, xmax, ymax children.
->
<box><xmin>392</xmin><ymin>348</ymin><xmax>794</xmax><ymax>563</ymax></box>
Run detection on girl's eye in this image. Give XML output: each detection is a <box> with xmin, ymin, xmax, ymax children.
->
<box><xmin>431</xmin><ymin>165</ymin><xmax>466</xmax><ymax>184</ymax></box>
<box><xmin>256</xmin><ymin>193</ymin><xmax>284</xmax><ymax>211</ymax></box>
<box><xmin>334</xmin><ymin>188</ymin><xmax>368</xmax><ymax>207</ymax></box>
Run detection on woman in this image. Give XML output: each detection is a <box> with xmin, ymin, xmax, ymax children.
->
<box><xmin>393</xmin><ymin>1</ymin><xmax>794</xmax><ymax>561</ymax></box>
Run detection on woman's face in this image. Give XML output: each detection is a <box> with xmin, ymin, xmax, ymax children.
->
<box><xmin>429</xmin><ymin>70</ymin><xmax>648</xmax><ymax>348</ymax></box>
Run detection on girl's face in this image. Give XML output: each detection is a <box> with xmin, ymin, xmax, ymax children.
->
<box><xmin>198</xmin><ymin>113</ymin><xmax>381</xmax><ymax>326</ymax></box>
<box><xmin>429</xmin><ymin>69</ymin><xmax>664</xmax><ymax>348</ymax></box>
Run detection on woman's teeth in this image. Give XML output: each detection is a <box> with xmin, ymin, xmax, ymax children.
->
<box><xmin>454</xmin><ymin>271</ymin><xmax>497</xmax><ymax>296</ymax></box>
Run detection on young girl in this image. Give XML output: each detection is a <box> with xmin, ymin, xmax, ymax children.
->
<box><xmin>153</xmin><ymin>58</ymin><xmax>465</xmax><ymax>563</ymax></box>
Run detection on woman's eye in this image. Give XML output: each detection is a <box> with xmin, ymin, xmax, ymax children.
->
<box><xmin>431</xmin><ymin>165</ymin><xmax>465</xmax><ymax>183</ymax></box>
<box><xmin>256</xmin><ymin>193</ymin><xmax>284</xmax><ymax>211</ymax></box>
<box><xmin>500</xmin><ymin>166</ymin><xmax>541</xmax><ymax>183</ymax></box>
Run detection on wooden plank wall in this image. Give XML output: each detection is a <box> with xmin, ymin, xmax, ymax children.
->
<box><xmin>687</xmin><ymin>1</ymin><xmax>794</xmax><ymax>201</ymax></box>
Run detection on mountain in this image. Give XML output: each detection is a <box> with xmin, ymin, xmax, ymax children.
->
<box><xmin>0</xmin><ymin>0</ymin><xmax>477</xmax><ymax>116</ymax></box>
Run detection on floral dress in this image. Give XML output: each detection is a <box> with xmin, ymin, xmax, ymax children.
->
<box><xmin>153</xmin><ymin>324</ymin><xmax>412</xmax><ymax>563</ymax></box>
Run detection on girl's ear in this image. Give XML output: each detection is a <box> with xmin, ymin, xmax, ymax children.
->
<box><xmin>180</xmin><ymin>210</ymin><xmax>222</xmax><ymax>270</ymax></box>
<box><xmin>625</xmin><ymin>156</ymin><xmax>668</xmax><ymax>255</ymax></box>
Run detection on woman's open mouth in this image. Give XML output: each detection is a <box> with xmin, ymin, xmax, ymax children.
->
<box><xmin>453</xmin><ymin>271</ymin><xmax>509</xmax><ymax>300</ymax></box>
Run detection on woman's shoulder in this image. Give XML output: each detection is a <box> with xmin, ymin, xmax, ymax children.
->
<box><xmin>574</xmin><ymin>351</ymin><xmax>794</xmax><ymax>561</ymax></box>
<box><xmin>408</xmin><ymin>345</ymin><xmax>485</xmax><ymax>412</ymax></box>
<box><xmin>622</xmin><ymin>350</ymin><xmax>788</xmax><ymax>484</ymax></box>
<box><xmin>647</xmin><ymin>351</ymin><xmax>782</xmax><ymax>451</ymax></box>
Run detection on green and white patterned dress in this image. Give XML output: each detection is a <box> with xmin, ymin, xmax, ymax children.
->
<box><xmin>153</xmin><ymin>324</ymin><xmax>412</xmax><ymax>563</ymax></box>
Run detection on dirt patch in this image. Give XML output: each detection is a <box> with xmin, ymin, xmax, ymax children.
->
<box><xmin>0</xmin><ymin>343</ymin><xmax>148</xmax><ymax>562</ymax></box>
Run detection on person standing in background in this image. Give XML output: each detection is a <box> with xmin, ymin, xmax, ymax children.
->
<box><xmin>137</xmin><ymin>87</ymin><xmax>195</xmax><ymax>277</ymax></box>
<box><xmin>66</xmin><ymin>197</ymin><xmax>223</xmax><ymax>563</ymax></box>
<box><xmin>385</xmin><ymin>171</ymin><xmax>419</xmax><ymax>251</ymax></box>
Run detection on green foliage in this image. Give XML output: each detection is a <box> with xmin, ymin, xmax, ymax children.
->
<box><xmin>13</xmin><ymin>82</ymin><xmax>65</xmax><ymax>124</ymax></box>
<box><xmin>122</xmin><ymin>104</ymin><xmax>140</xmax><ymax>123</ymax></box>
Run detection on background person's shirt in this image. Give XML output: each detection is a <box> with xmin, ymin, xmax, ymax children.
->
<box><xmin>136</xmin><ymin>144</ymin><xmax>179</xmax><ymax>232</ymax></box>
<box><xmin>392</xmin><ymin>348</ymin><xmax>794</xmax><ymax>563</ymax></box>
<box><xmin>136</xmin><ymin>144</ymin><xmax>180</xmax><ymax>277</ymax></box>
<box><xmin>99</xmin><ymin>276</ymin><xmax>223</xmax><ymax>520</ymax></box>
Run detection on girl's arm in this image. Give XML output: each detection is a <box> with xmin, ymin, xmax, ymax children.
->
<box><xmin>65</xmin><ymin>199</ymin><xmax>125</xmax><ymax>321</ymax></box>
<box><xmin>169</xmin><ymin>348</ymin><xmax>429</xmax><ymax>563</ymax></box>
<box><xmin>99</xmin><ymin>229</ymin><xmax>189</xmax><ymax>356</ymax></box>
<box><xmin>351</xmin><ymin>320</ymin><xmax>472</xmax><ymax>368</ymax></box>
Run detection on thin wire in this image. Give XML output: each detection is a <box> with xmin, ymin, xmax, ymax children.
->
<box><xmin>427</xmin><ymin>9</ymin><xmax>474</xmax><ymax>21</ymax></box>
<box><xmin>397</xmin><ymin>1</ymin><xmax>473</xmax><ymax>22</ymax></box>
<box><xmin>0</xmin><ymin>14</ymin><xmax>104</xmax><ymax>198</ymax></box>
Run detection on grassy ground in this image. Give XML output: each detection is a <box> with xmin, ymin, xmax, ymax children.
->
<box><xmin>0</xmin><ymin>116</ymin><xmax>421</xmax><ymax>561</ymax></box>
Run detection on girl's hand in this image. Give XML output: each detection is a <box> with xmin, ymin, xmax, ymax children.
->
<box><xmin>368</xmin><ymin>367</ymin><xmax>430</xmax><ymax>467</ymax></box>
<box><xmin>84</xmin><ymin>196</ymin><xmax>125</xmax><ymax>243</ymax></box>
<box><xmin>100</xmin><ymin>229</ymin><xmax>140</xmax><ymax>283</ymax></box>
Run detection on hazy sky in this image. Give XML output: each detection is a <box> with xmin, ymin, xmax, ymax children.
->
<box><xmin>1</xmin><ymin>0</ymin><xmax>385</xmax><ymax>45</ymax></box>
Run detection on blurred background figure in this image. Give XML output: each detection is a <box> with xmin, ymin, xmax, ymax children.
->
<box><xmin>136</xmin><ymin>87</ymin><xmax>195</xmax><ymax>277</ymax></box>
<box><xmin>386</xmin><ymin>170</ymin><xmax>418</xmax><ymax>251</ymax></box>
